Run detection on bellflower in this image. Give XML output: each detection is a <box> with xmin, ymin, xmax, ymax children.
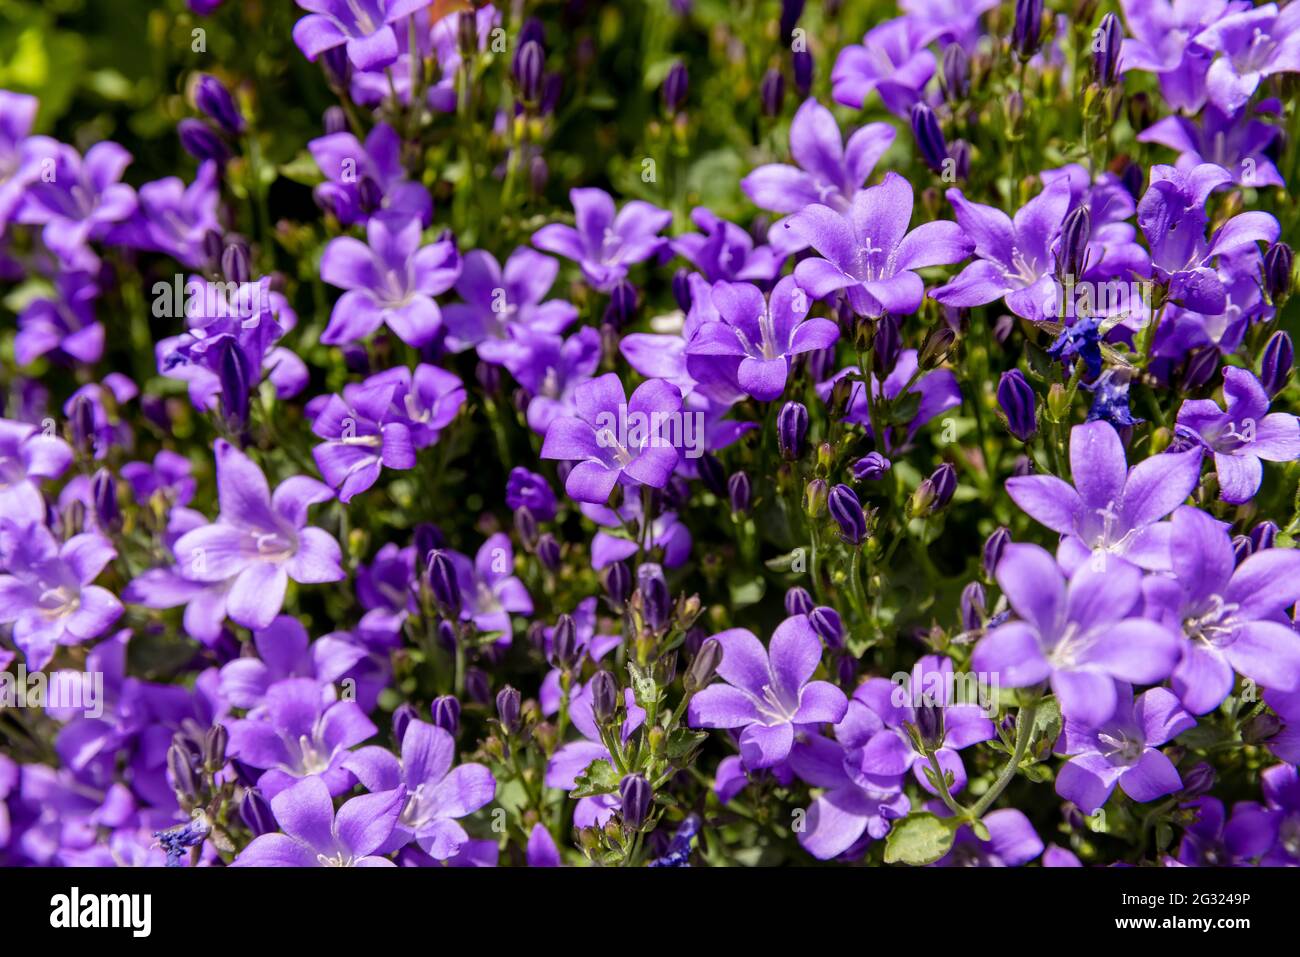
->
<box><xmin>442</xmin><ymin>247</ymin><xmax>577</xmax><ymax>358</ymax></box>
<box><xmin>684</xmin><ymin>276</ymin><xmax>839</xmax><ymax>402</ymax></box>
<box><xmin>1139</xmin><ymin>101</ymin><xmax>1284</xmax><ymax>189</ymax></box>
<box><xmin>688</xmin><ymin>615</ymin><xmax>849</xmax><ymax>769</ymax></box>
<box><xmin>1055</xmin><ymin>686</ymin><xmax>1196</xmax><ymax>814</ymax></box>
<box><xmin>1006</xmin><ymin>420</ymin><xmax>1202</xmax><ymax>572</ymax></box>
<box><xmin>442</xmin><ymin>533</ymin><xmax>532</xmax><ymax>638</ymax></box>
<box><xmin>971</xmin><ymin>543</ymin><xmax>1181</xmax><ymax>725</ymax></box>
<box><xmin>1142</xmin><ymin>506</ymin><xmax>1300</xmax><ymax>714</ymax></box>
<box><xmin>1223</xmin><ymin>764</ymin><xmax>1300</xmax><ymax>865</ymax></box>
<box><xmin>233</xmin><ymin>775</ymin><xmax>401</xmax><ymax>867</ymax></box>
<box><xmin>500</xmin><ymin>326</ymin><xmax>602</xmax><ymax>435</ymax></box>
<box><xmin>16</xmin><ymin>141</ymin><xmax>136</xmax><ymax>270</ymax></box>
<box><xmin>669</xmin><ymin>208</ymin><xmax>784</xmax><ymax>283</ymax></box>
<box><xmin>15</xmin><ymin>273</ymin><xmax>103</xmax><ymax>367</ymax></box>
<box><xmin>291</xmin><ymin>0</ymin><xmax>433</xmax><ymax>72</ymax></box>
<box><xmin>0</xmin><ymin>90</ymin><xmax>44</xmax><ymax>231</ymax></box>
<box><xmin>0</xmin><ymin>417</ymin><xmax>73</xmax><ymax>524</ymax></box>
<box><xmin>1119</xmin><ymin>0</ymin><xmax>1239</xmax><ymax>112</ymax></box>
<box><xmin>741</xmin><ymin>98</ymin><xmax>895</xmax><ymax>255</ymax></box>
<box><xmin>545</xmin><ymin>681</ymin><xmax>646</xmax><ymax>828</ymax></box>
<box><xmin>540</xmin><ymin>373</ymin><xmax>684</xmax><ymax>504</ymax></box>
<box><xmin>831</xmin><ymin>16</ymin><xmax>942</xmax><ymax>117</ymax></box>
<box><xmin>1197</xmin><ymin>2</ymin><xmax>1300</xmax><ymax>113</ymax></box>
<box><xmin>786</xmin><ymin>172</ymin><xmax>973</xmax><ymax>318</ymax></box>
<box><xmin>218</xmin><ymin>616</ymin><xmax>367</xmax><ymax>711</ymax></box>
<box><xmin>226</xmin><ymin>677</ymin><xmax>377</xmax><ymax>798</ymax></box>
<box><xmin>172</xmin><ymin>440</ymin><xmax>344</xmax><ymax>630</ymax></box>
<box><xmin>815</xmin><ymin>350</ymin><xmax>962</xmax><ymax>452</ymax></box>
<box><xmin>309</xmin><ymin>123</ymin><xmax>433</xmax><ymax>227</ymax></box>
<box><xmin>0</xmin><ymin>522</ymin><xmax>122</xmax><ymax>670</ymax></box>
<box><xmin>532</xmin><ymin>188</ymin><xmax>672</xmax><ymax>292</ymax></box>
<box><xmin>123</xmin><ymin>161</ymin><xmax>221</xmax><ymax>268</ymax></box>
<box><xmin>933</xmin><ymin>809</ymin><xmax>1045</xmax><ymax>867</ymax></box>
<box><xmin>1174</xmin><ymin>367</ymin><xmax>1300</xmax><ymax>503</ymax></box>
<box><xmin>343</xmin><ymin>719</ymin><xmax>495</xmax><ymax>860</ymax></box>
<box><xmin>319</xmin><ymin>211</ymin><xmax>460</xmax><ymax>347</ymax></box>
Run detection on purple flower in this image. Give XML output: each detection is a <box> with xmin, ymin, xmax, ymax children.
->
<box><xmin>972</xmin><ymin>543</ymin><xmax>1181</xmax><ymax>726</ymax></box>
<box><xmin>545</xmin><ymin>680</ymin><xmax>646</xmax><ymax>828</ymax></box>
<box><xmin>16</xmin><ymin>141</ymin><xmax>137</xmax><ymax>270</ymax></box>
<box><xmin>1139</xmin><ymin>100</ymin><xmax>1284</xmax><ymax>188</ymax></box>
<box><xmin>580</xmin><ymin>497</ymin><xmax>693</xmax><ymax>570</ymax></box>
<box><xmin>442</xmin><ymin>247</ymin><xmax>577</xmax><ymax>358</ymax></box>
<box><xmin>343</xmin><ymin>719</ymin><xmax>495</xmax><ymax>860</ymax></box>
<box><xmin>532</xmin><ymin>188</ymin><xmax>671</xmax><ymax>292</ymax></box>
<box><xmin>172</xmin><ymin>439</ymin><xmax>344</xmax><ymax>630</ymax></box>
<box><xmin>311</xmin><ymin>364</ymin><xmax>465</xmax><ymax>502</ymax></box>
<box><xmin>900</xmin><ymin>0</ymin><xmax>999</xmax><ymax>52</ymax></box>
<box><xmin>786</xmin><ymin>172</ymin><xmax>973</xmax><ymax>318</ymax></box>
<box><xmin>934</xmin><ymin>808</ymin><xmax>1045</xmax><ymax>866</ymax></box>
<box><xmin>1138</xmin><ymin>162</ymin><xmax>1280</xmax><ymax>315</ymax></box>
<box><xmin>831</xmin><ymin>16</ymin><xmax>942</xmax><ymax>117</ymax></box>
<box><xmin>443</xmin><ymin>533</ymin><xmax>532</xmax><ymax>638</ymax></box>
<box><xmin>1197</xmin><ymin>2</ymin><xmax>1300</xmax><ymax>113</ymax></box>
<box><xmin>320</xmin><ymin>212</ymin><xmax>460</xmax><ymax>347</ymax></box>
<box><xmin>846</xmin><ymin>658</ymin><xmax>995</xmax><ymax>796</ymax></box>
<box><xmin>1143</xmin><ymin>506</ymin><xmax>1300</xmax><ymax>714</ymax></box>
<box><xmin>540</xmin><ymin>373</ymin><xmax>684</xmax><ymax>504</ymax></box>
<box><xmin>1055</xmin><ymin>686</ymin><xmax>1195</xmax><ymax>814</ymax></box>
<box><xmin>500</xmin><ymin>326</ymin><xmax>602</xmax><ymax>435</ymax></box>
<box><xmin>233</xmin><ymin>775</ymin><xmax>401</xmax><ymax>866</ymax></box>
<box><xmin>1222</xmin><ymin>764</ymin><xmax>1300</xmax><ymax>865</ymax></box>
<box><xmin>1006</xmin><ymin>421</ymin><xmax>1202</xmax><ymax>573</ymax></box>
<box><xmin>815</xmin><ymin>350</ymin><xmax>962</xmax><ymax>452</ymax></box>
<box><xmin>218</xmin><ymin>616</ymin><xmax>367</xmax><ymax>710</ymax></box>
<box><xmin>15</xmin><ymin>272</ymin><xmax>103</xmax><ymax>367</ymax></box>
<box><xmin>684</xmin><ymin>276</ymin><xmax>839</xmax><ymax>402</ymax></box>
<box><xmin>1174</xmin><ymin>367</ymin><xmax>1300</xmax><ymax>503</ymax></box>
<box><xmin>227</xmin><ymin>677</ymin><xmax>377</xmax><ymax>798</ymax></box>
<box><xmin>688</xmin><ymin>615</ymin><xmax>849</xmax><ymax>769</ymax></box>
<box><xmin>354</xmin><ymin>542</ymin><xmax>417</xmax><ymax>640</ymax></box>
<box><xmin>291</xmin><ymin>0</ymin><xmax>432</xmax><ymax>72</ymax></box>
<box><xmin>1119</xmin><ymin>0</ymin><xmax>1238</xmax><ymax>112</ymax></box>
<box><xmin>505</xmin><ymin>468</ymin><xmax>558</xmax><ymax>522</ymax></box>
<box><xmin>121</xmin><ymin>450</ymin><xmax>196</xmax><ymax>509</ymax></box>
<box><xmin>309</xmin><ymin>123</ymin><xmax>433</xmax><ymax>227</ymax></box>
<box><xmin>669</xmin><ymin>208</ymin><xmax>784</xmax><ymax>283</ymax></box>
<box><xmin>0</xmin><ymin>90</ymin><xmax>44</xmax><ymax>231</ymax></box>
<box><xmin>122</xmin><ymin>161</ymin><xmax>221</xmax><ymax>268</ymax></box>
<box><xmin>0</xmin><ymin>417</ymin><xmax>73</xmax><ymax>524</ymax></box>
<box><xmin>741</xmin><ymin>99</ymin><xmax>895</xmax><ymax>255</ymax></box>
<box><xmin>0</xmin><ymin>522</ymin><xmax>122</xmax><ymax>670</ymax></box>
<box><xmin>931</xmin><ymin>179</ymin><xmax>1072</xmax><ymax>321</ymax></box>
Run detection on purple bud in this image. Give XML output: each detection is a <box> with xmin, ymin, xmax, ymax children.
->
<box><xmin>1264</xmin><ymin>242</ymin><xmax>1294</xmax><ymax>302</ymax></box>
<box><xmin>852</xmin><ymin>451</ymin><xmax>892</xmax><ymax>481</ymax></box>
<box><xmin>221</xmin><ymin>237</ymin><xmax>251</xmax><ymax>285</ymax></box>
<box><xmin>413</xmin><ymin>524</ymin><xmax>445</xmax><ymax>571</ymax></box>
<box><xmin>785</xmin><ymin>586</ymin><xmax>814</xmax><ymax>617</ymax></box>
<box><xmin>997</xmin><ymin>369</ymin><xmax>1038</xmax><ymax>441</ymax></box>
<box><xmin>551</xmin><ymin>613</ymin><xmax>579</xmax><ymax>669</ymax></box>
<box><xmin>1250</xmin><ymin>520</ymin><xmax>1279</xmax><ymax>552</ymax></box>
<box><xmin>1232</xmin><ymin>534</ymin><xmax>1253</xmax><ymax>565</ymax></box>
<box><xmin>605</xmin><ymin>279</ymin><xmax>638</xmax><ymax>327</ymax></box>
<box><xmin>1261</xmin><ymin>330</ymin><xmax>1293</xmax><ymax>397</ymax></box>
<box><xmin>392</xmin><ymin>702</ymin><xmax>418</xmax><ymax>744</ymax></box>
<box><xmin>662</xmin><ymin>61</ymin><xmax>689</xmax><ymax>114</ymax></box>
<box><xmin>321</xmin><ymin>46</ymin><xmax>351</xmax><ymax>87</ymax></box>
<box><xmin>619</xmin><ymin>774</ymin><xmax>652</xmax><ymax>829</ymax></box>
<box><xmin>809</xmin><ymin>606</ymin><xmax>843</xmax><ymax>649</ymax></box>
<box><xmin>513</xmin><ymin>40</ymin><xmax>545</xmax><ymax>103</ymax></box>
<box><xmin>431</xmin><ymin>695</ymin><xmax>461</xmax><ymax>736</ymax></box>
<box><xmin>828</xmin><ymin>483</ymin><xmax>867</xmax><ymax>545</ymax></box>
<box><xmin>216</xmin><ymin>338</ymin><xmax>249</xmax><ymax>431</ymax></box>
<box><xmin>91</xmin><ymin>468</ymin><xmax>121</xmax><ymax>532</ymax></box>
<box><xmin>983</xmin><ymin>527</ymin><xmax>1011</xmax><ymax>578</ymax></box>
<box><xmin>637</xmin><ymin>563</ymin><xmax>671</xmax><ymax>631</ymax></box>
<box><xmin>961</xmin><ymin>581</ymin><xmax>986</xmax><ymax>632</ymax></box>
<box><xmin>910</xmin><ymin>102</ymin><xmax>947</xmax><ymax>174</ymax></box>
<box><xmin>1012</xmin><ymin>0</ymin><xmax>1044</xmax><ymax>59</ymax></box>
<box><xmin>792</xmin><ymin>50</ymin><xmax>813</xmax><ymax>97</ymax></box>
<box><xmin>688</xmin><ymin>637</ymin><xmax>723</xmax><ymax>690</ymax></box>
<box><xmin>536</xmin><ymin>532</ymin><xmax>562</xmax><ymax>571</ymax></box>
<box><xmin>1182</xmin><ymin>347</ymin><xmax>1219</xmax><ymax>391</ymax></box>
<box><xmin>949</xmin><ymin>139</ymin><xmax>971</xmax><ymax>181</ymax></box>
<box><xmin>194</xmin><ymin>74</ymin><xmax>245</xmax><ymax>135</ymax></box>
<box><xmin>496</xmin><ymin>685</ymin><xmax>521</xmax><ymax>733</ymax></box>
<box><xmin>777</xmin><ymin>401</ymin><xmax>809</xmax><ymax>461</ymax></box>
<box><xmin>780</xmin><ymin>0</ymin><xmax>806</xmax><ymax>41</ymax></box>
<box><xmin>604</xmin><ymin>561</ymin><xmax>633</xmax><ymax>606</ymax></box>
<box><xmin>698</xmin><ymin>451</ymin><xmax>728</xmax><ymax>497</ymax></box>
<box><xmin>1120</xmin><ymin>160</ymin><xmax>1144</xmax><ymax>199</ymax></box>
<box><xmin>240</xmin><ymin>789</ymin><xmax>276</xmax><ymax>836</ymax></box>
<box><xmin>540</xmin><ymin>74</ymin><xmax>563</xmax><ymax>115</ymax></box>
<box><xmin>1181</xmin><ymin>762</ymin><xmax>1215</xmax><ymax>796</ymax></box>
<box><xmin>178</xmin><ymin>119</ymin><xmax>230</xmax><ymax>165</ymax></box>
<box><xmin>1091</xmin><ymin>13</ymin><xmax>1123</xmax><ymax>87</ymax></box>
<box><xmin>875</xmin><ymin>314</ymin><xmax>902</xmax><ymax>373</ymax></box>
<box><xmin>942</xmin><ymin>43</ymin><xmax>969</xmax><ymax>102</ymax></box>
<box><xmin>514</xmin><ymin>506</ymin><xmax>539</xmax><ymax>550</ymax></box>
<box><xmin>167</xmin><ymin>741</ymin><xmax>199</xmax><ymax>800</ymax></box>
<box><xmin>760</xmin><ymin>68</ymin><xmax>785</xmax><ymax>117</ymax></box>
<box><xmin>465</xmin><ymin>668</ymin><xmax>490</xmax><ymax>704</ymax></box>
<box><xmin>590</xmin><ymin>670</ymin><xmax>618</xmax><ymax>722</ymax></box>
<box><xmin>322</xmin><ymin>105</ymin><xmax>348</xmax><ymax>135</ymax></box>
<box><xmin>1056</xmin><ymin>204</ymin><xmax>1091</xmax><ymax>281</ymax></box>
<box><xmin>727</xmin><ymin>471</ymin><xmax>751</xmax><ymax>514</ymax></box>
<box><xmin>928</xmin><ymin>463</ymin><xmax>957</xmax><ymax>510</ymax></box>
<box><xmin>914</xmin><ymin>695</ymin><xmax>945</xmax><ymax>749</ymax></box>
<box><xmin>357</xmin><ymin>176</ymin><xmax>383</xmax><ymax>215</ymax></box>
<box><xmin>427</xmin><ymin>550</ymin><xmax>462</xmax><ymax>618</ymax></box>
<box><xmin>672</xmin><ymin>268</ymin><xmax>693</xmax><ymax>311</ymax></box>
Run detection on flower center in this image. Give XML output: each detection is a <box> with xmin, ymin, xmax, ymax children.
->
<box><xmin>1183</xmin><ymin>594</ymin><xmax>1239</xmax><ymax>648</ymax></box>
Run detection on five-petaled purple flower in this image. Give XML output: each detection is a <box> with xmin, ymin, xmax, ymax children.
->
<box><xmin>532</xmin><ymin>188</ymin><xmax>671</xmax><ymax>292</ymax></box>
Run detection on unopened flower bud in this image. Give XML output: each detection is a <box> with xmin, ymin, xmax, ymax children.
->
<box><xmin>919</xmin><ymin>325</ymin><xmax>956</xmax><ymax>369</ymax></box>
<box><xmin>91</xmin><ymin>468</ymin><xmax>121</xmax><ymax>532</ymax></box>
<box><xmin>804</xmin><ymin>477</ymin><xmax>828</xmax><ymax>519</ymax></box>
<box><xmin>997</xmin><ymin>369</ymin><xmax>1038</xmax><ymax>441</ymax></box>
<box><xmin>852</xmin><ymin>452</ymin><xmax>891</xmax><ymax>481</ymax></box>
<box><xmin>240</xmin><ymin>788</ymin><xmax>276</xmax><ymax>836</ymax></box>
<box><xmin>687</xmin><ymin>637</ymin><xmax>723</xmax><ymax>691</ymax></box>
<box><xmin>662</xmin><ymin>61</ymin><xmax>689</xmax><ymax>114</ymax></box>
<box><xmin>983</xmin><ymin>527</ymin><xmax>1011</xmax><ymax>578</ymax></box>
<box><xmin>537</xmin><ymin>533</ymin><xmax>562</xmax><ymax>571</ymax></box>
<box><xmin>760</xmin><ymin>68</ymin><xmax>785</xmax><ymax>117</ymax></box>
<box><xmin>496</xmin><ymin>686</ymin><xmax>521</xmax><ymax>733</ymax></box>
<box><xmin>604</xmin><ymin>561</ymin><xmax>633</xmax><ymax>607</ymax></box>
<box><xmin>638</xmin><ymin>563</ymin><xmax>671</xmax><ymax>632</ymax></box>
<box><xmin>792</xmin><ymin>49</ymin><xmax>814</xmax><ymax>96</ymax></box>
<box><xmin>194</xmin><ymin>74</ymin><xmax>245</xmax><ymax>136</ymax></box>
<box><xmin>828</xmin><ymin>483</ymin><xmax>867</xmax><ymax>544</ymax></box>
<box><xmin>427</xmin><ymin>551</ymin><xmax>462</xmax><ymax>618</ymax></box>
<box><xmin>431</xmin><ymin>695</ymin><xmax>461</xmax><ymax>736</ymax></box>
<box><xmin>777</xmin><ymin>401</ymin><xmax>809</xmax><ymax>461</ymax></box>
<box><xmin>392</xmin><ymin>702</ymin><xmax>418</xmax><ymax>744</ymax></box>
<box><xmin>1264</xmin><ymin>242</ymin><xmax>1294</xmax><ymax>303</ymax></box>
<box><xmin>728</xmin><ymin>471</ymin><xmax>751</xmax><ymax>515</ymax></box>
<box><xmin>785</xmin><ymin>586</ymin><xmax>814</xmax><ymax>617</ymax></box>
<box><xmin>942</xmin><ymin>43</ymin><xmax>969</xmax><ymax>102</ymax></box>
<box><xmin>910</xmin><ymin>102</ymin><xmax>947</xmax><ymax>174</ymax></box>
<box><xmin>809</xmin><ymin>606</ymin><xmax>844</xmax><ymax>649</ymax></box>
<box><xmin>619</xmin><ymin>774</ymin><xmax>652</xmax><ymax>829</ymax></box>
<box><xmin>1260</xmin><ymin>330</ymin><xmax>1293</xmax><ymax>397</ymax></box>
<box><xmin>590</xmin><ymin>670</ymin><xmax>619</xmax><ymax>722</ymax></box>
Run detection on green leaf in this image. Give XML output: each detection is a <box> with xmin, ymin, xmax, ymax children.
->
<box><xmin>666</xmin><ymin>728</ymin><xmax>707</xmax><ymax>761</ymax></box>
<box><xmin>883</xmin><ymin>813</ymin><xmax>956</xmax><ymax>866</ymax></box>
<box><xmin>627</xmin><ymin>662</ymin><xmax>658</xmax><ymax>711</ymax></box>
<box><xmin>569</xmin><ymin>758</ymin><xmax>620</xmax><ymax>798</ymax></box>
<box><xmin>727</xmin><ymin>571</ymin><xmax>765</xmax><ymax>608</ymax></box>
